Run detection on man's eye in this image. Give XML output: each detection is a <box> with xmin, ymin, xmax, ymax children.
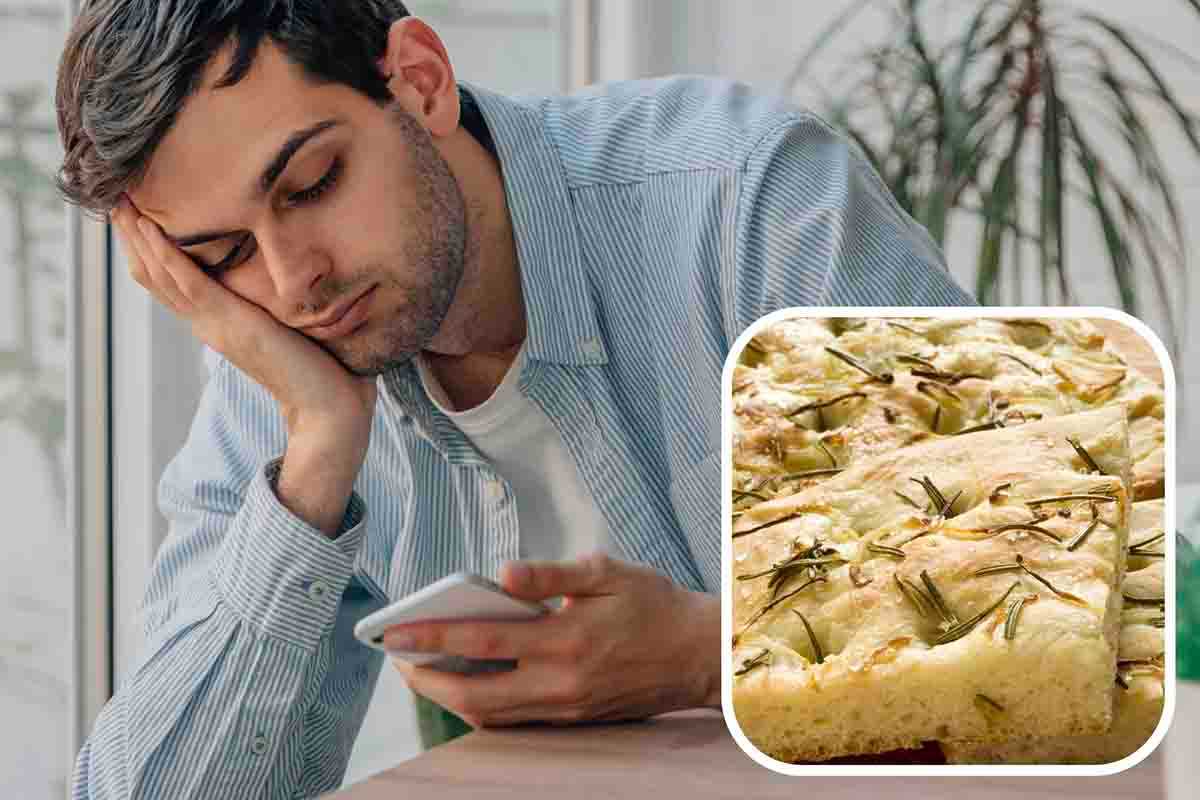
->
<box><xmin>204</xmin><ymin>234</ymin><xmax>256</xmax><ymax>277</ymax></box>
<box><xmin>287</xmin><ymin>157</ymin><xmax>343</xmax><ymax>207</ymax></box>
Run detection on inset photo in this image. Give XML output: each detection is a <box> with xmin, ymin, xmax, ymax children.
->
<box><xmin>722</xmin><ymin>311</ymin><xmax>1173</xmax><ymax>774</ymax></box>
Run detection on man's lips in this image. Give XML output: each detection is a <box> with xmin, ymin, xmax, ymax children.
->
<box><xmin>301</xmin><ymin>284</ymin><xmax>377</xmax><ymax>341</ymax></box>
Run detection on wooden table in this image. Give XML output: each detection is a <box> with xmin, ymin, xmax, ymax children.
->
<box><xmin>333</xmin><ymin>711</ymin><xmax>1164</xmax><ymax>799</ymax></box>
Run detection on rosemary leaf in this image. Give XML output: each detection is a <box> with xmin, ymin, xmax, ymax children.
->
<box><xmin>774</xmin><ymin>468</ymin><xmax>845</xmax><ymax>481</ymax></box>
<box><xmin>998</xmin><ymin>351</ymin><xmax>1042</xmax><ymax>375</ymax></box>
<box><xmin>1151</xmin><ymin>616</ymin><xmax>1166</xmax><ymax>628</ymax></box>
<box><xmin>1026</xmin><ymin>493</ymin><xmax>1118</xmax><ymax>507</ymax></box>
<box><xmin>975</xmin><ymin>693</ymin><xmax>1005</xmax><ymax>713</ymax></box>
<box><xmin>1066</xmin><ymin>436</ymin><xmax>1105</xmax><ymax>475</ymax></box>
<box><xmin>867</xmin><ymin>542</ymin><xmax>907</xmax><ymax>559</ymax></box>
<box><xmin>825</xmin><ymin>346</ymin><xmax>894</xmax><ymax>384</ymax></box>
<box><xmin>943</xmin><ymin>490</ymin><xmax>963</xmax><ymax>519</ymax></box>
<box><xmin>733</xmin><ymin>512</ymin><xmax>805</xmax><ymax>539</ymax></box>
<box><xmin>1004</xmin><ymin>595</ymin><xmax>1032</xmax><ymax>640</ymax></box>
<box><xmin>741</xmin><ymin>576</ymin><xmax>829</xmax><ymax>632</ymax></box>
<box><xmin>894</xmin><ymin>574</ymin><xmax>936</xmax><ymax>620</ymax></box>
<box><xmin>887</xmin><ymin>321</ymin><xmax>922</xmax><ymax>335</ymax></box>
<box><xmin>911</xmin><ymin>368</ymin><xmax>987</xmax><ymax>384</ymax></box>
<box><xmin>974</xmin><ymin>562</ymin><xmax>1022</xmax><ymax>578</ymax></box>
<box><xmin>1016</xmin><ymin>555</ymin><xmax>1087</xmax><ymax>605</ymax></box>
<box><xmin>896</xmin><ymin>353</ymin><xmax>938</xmax><ymax>370</ymax></box>
<box><xmin>1122</xmin><ymin>592</ymin><xmax>1165</xmax><ymax>606</ymax></box>
<box><xmin>911</xmin><ymin>475</ymin><xmax>948</xmax><ymax>514</ymax></box>
<box><xmin>934</xmin><ymin>582</ymin><xmax>1020</xmax><ymax>645</ymax></box>
<box><xmin>1129</xmin><ymin>531</ymin><xmax>1166</xmax><ymax>551</ymax></box>
<box><xmin>1065</xmin><ymin>518</ymin><xmax>1101</xmax><ymax>551</ymax></box>
<box><xmin>733</xmin><ymin>489</ymin><xmax>768</xmax><ymax>502</ymax></box>
<box><xmin>955</xmin><ymin>420</ymin><xmax>1005</xmax><ymax>436</ymax></box>
<box><xmin>793</xmin><ymin>610</ymin><xmax>826</xmax><ymax>664</ymax></box>
<box><xmin>737</xmin><ymin>555</ymin><xmax>848</xmax><ymax>582</ymax></box>
<box><xmin>734</xmin><ymin>648</ymin><xmax>771</xmax><ymax>676</ymax></box>
<box><xmin>1115</xmin><ymin>672</ymin><xmax>1130</xmax><ymax>690</ymax></box>
<box><xmin>917</xmin><ymin>380</ymin><xmax>964</xmax><ymax>405</ymax></box>
<box><xmin>894</xmin><ymin>490</ymin><xmax>922</xmax><ymax>509</ymax></box>
<box><xmin>787</xmin><ymin>392</ymin><xmax>868</xmax><ymax>417</ymax></box>
<box><xmin>920</xmin><ymin>569</ymin><xmax>960</xmax><ymax>625</ymax></box>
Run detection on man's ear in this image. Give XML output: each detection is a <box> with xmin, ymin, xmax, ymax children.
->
<box><xmin>376</xmin><ymin>17</ymin><xmax>459</xmax><ymax>137</ymax></box>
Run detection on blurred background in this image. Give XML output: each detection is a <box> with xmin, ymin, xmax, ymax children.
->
<box><xmin>1</xmin><ymin>1</ymin><xmax>1196</xmax><ymax>796</ymax></box>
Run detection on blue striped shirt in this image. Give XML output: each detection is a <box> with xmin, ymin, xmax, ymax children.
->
<box><xmin>73</xmin><ymin>76</ymin><xmax>974</xmax><ymax>798</ymax></box>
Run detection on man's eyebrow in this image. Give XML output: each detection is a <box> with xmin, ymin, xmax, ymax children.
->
<box><xmin>167</xmin><ymin>118</ymin><xmax>344</xmax><ymax>248</ymax></box>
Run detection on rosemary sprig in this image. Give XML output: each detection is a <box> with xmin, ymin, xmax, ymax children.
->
<box><xmin>816</xmin><ymin>439</ymin><xmax>839</xmax><ymax>468</ymax></box>
<box><xmin>867</xmin><ymin>542</ymin><xmax>907</xmax><ymax>559</ymax></box>
<box><xmin>737</xmin><ymin>555</ymin><xmax>848</xmax><ymax>582</ymax></box>
<box><xmin>975</xmin><ymin>693</ymin><xmax>1005</xmax><ymax>713</ymax></box>
<box><xmin>734</xmin><ymin>648</ymin><xmax>771</xmax><ymax>676</ymax></box>
<box><xmin>1122</xmin><ymin>592</ymin><xmax>1165</xmax><ymax>606</ymax></box>
<box><xmin>920</xmin><ymin>569</ymin><xmax>959</xmax><ymax>626</ymax></box>
<box><xmin>910</xmin><ymin>476</ymin><xmax>948</xmax><ymax>514</ymax></box>
<box><xmin>787</xmin><ymin>392</ymin><xmax>867</xmax><ymax>418</ymax></box>
<box><xmin>998</xmin><ymin>351</ymin><xmax>1042</xmax><ymax>375</ymax></box>
<box><xmin>732</xmin><ymin>512</ymin><xmax>805</xmax><ymax>539</ymax></box>
<box><xmin>1065</xmin><ymin>518</ymin><xmax>1101</xmax><ymax>551</ymax></box>
<box><xmin>1025</xmin><ymin>494</ymin><xmax>1117</xmax><ymax>507</ymax></box>
<box><xmin>955</xmin><ymin>420</ymin><xmax>1005</xmax><ymax>436</ymax></box>
<box><xmin>793</xmin><ymin>610</ymin><xmax>825</xmax><ymax>664</ymax></box>
<box><xmin>917</xmin><ymin>380</ymin><xmax>963</xmax><ymax>405</ymax></box>
<box><xmin>824</xmin><ymin>346</ymin><xmax>894</xmax><ymax>384</ymax></box>
<box><xmin>894</xmin><ymin>573</ymin><xmax>937</xmax><ymax>620</ymax></box>
<box><xmin>1004</xmin><ymin>595</ymin><xmax>1033</xmax><ymax>640</ymax></box>
<box><xmin>911</xmin><ymin>368</ymin><xmax>987</xmax><ymax>384</ymax></box>
<box><xmin>1129</xmin><ymin>531</ymin><xmax>1166</xmax><ymax>556</ymax></box>
<box><xmin>896</xmin><ymin>353</ymin><xmax>937</xmax><ymax>370</ymax></box>
<box><xmin>1066</xmin><ymin>436</ymin><xmax>1105</xmax><ymax>475</ymax></box>
<box><xmin>740</xmin><ymin>575</ymin><xmax>828</xmax><ymax>631</ymax></box>
<box><xmin>934</xmin><ymin>582</ymin><xmax>1020</xmax><ymax>645</ymax></box>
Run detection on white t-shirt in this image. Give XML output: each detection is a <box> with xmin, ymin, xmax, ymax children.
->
<box><xmin>416</xmin><ymin>347</ymin><xmax>616</xmax><ymax>563</ymax></box>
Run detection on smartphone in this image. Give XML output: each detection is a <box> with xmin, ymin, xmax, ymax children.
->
<box><xmin>353</xmin><ymin>572</ymin><xmax>550</xmax><ymax>674</ymax></box>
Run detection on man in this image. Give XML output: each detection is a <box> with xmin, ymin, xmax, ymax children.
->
<box><xmin>57</xmin><ymin>0</ymin><xmax>973</xmax><ymax>797</ymax></box>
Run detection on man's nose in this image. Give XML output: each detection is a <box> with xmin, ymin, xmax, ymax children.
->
<box><xmin>258</xmin><ymin>232</ymin><xmax>330</xmax><ymax>313</ymax></box>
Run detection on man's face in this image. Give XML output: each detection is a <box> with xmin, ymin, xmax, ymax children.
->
<box><xmin>129</xmin><ymin>41</ymin><xmax>467</xmax><ymax>376</ymax></box>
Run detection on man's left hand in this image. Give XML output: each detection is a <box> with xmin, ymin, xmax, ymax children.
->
<box><xmin>383</xmin><ymin>553</ymin><xmax>720</xmax><ymax>728</ymax></box>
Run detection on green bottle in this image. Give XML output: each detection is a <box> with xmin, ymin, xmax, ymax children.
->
<box><xmin>1179</xmin><ymin>531</ymin><xmax>1200</xmax><ymax>681</ymax></box>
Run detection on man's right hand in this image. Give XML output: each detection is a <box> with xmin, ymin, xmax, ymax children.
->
<box><xmin>111</xmin><ymin>195</ymin><xmax>377</xmax><ymax>537</ymax></box>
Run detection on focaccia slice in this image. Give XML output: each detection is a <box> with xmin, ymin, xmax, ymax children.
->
<box><xmin>940</xmin><ymin>499</ymin><xmax>1166</xmax><ymax>764</ymax></box>
<box><xmin>733</xmin><ymin>317</ymin><xmax>1163</xmax><ymax>507</ymax></box>
<box><xmin>731</xmin><ymin>406</ymin><xmax>1132</xmax><ymax>763</ymax></box>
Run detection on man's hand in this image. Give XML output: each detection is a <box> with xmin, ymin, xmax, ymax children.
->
<box><xmin>383</xmin><ymin>553</ymin><xmax>721</xmax><ymax>728</ymax></box>
<box><xmin>110</xmin><ymin>196</ymin><xmax>377</xmax><ymax>535</ymax></box>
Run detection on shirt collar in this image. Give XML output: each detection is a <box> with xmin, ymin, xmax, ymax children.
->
<box><xmin>461</xmin><ymin>81</ymin><xmax>607</xmax><ymax>367</ymax></box>
<box><xmin>380</xmin><ymin>83</ymin><xmax>607</xmax><ymax>446</ymax></box>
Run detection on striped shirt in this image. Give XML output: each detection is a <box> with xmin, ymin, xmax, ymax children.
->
<box><xmin>73</xmin><ymin>76</ymin><xmax>974</xmax><ymax>799</ymax></box>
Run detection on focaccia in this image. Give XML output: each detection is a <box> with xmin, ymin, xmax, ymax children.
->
<box><xmin>731</xmin><ymin>405</ymin><xmax>1132</xmax><ymax>763</ymax></box>
<box><xmin>733</xmin><ymin>317</ymin><xmax>1163</xmax><ymax>508</ymax></box>
<box><xmin>940</xmin><ymin>499</ymin><xmax>1165</xmax><ymax>764</ymax></box>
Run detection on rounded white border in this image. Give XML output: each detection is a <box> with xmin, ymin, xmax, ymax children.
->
<box><xmin>720</xmin><ymin>306</ymin><xmax>1178</xmax><ymax>776</ymax></box>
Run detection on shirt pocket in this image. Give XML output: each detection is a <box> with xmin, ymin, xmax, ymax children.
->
<box><xmin>668</xmin><ymin>448</ymin><xmax>722</xmax><ymax>593</ymax></box>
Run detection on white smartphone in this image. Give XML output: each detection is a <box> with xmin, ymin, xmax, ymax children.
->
<box><xmin>353</xmin><ymin>572</ymin><xmax>550</xmax><ymax>674</ymax></box>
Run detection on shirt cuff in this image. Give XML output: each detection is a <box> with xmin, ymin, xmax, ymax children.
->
<box><xmin>214</xmin><ymin>456</ymin><xmax>369</xmax><ymax>650</ymax></box>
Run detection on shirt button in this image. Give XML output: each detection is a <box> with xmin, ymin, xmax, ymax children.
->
<box><xmin>580</xmin><ymin>337</ymin><xmax>604</xmax><ymax>359</ymax></box>
<box><xmin>250</xmin><ymin>734</ymin><xmax>269</xmax><ymax>756</ymax></box>
<box><xmin>307</xmin><ymin>580</ymin><xmax>331</xmax><ymax>602</ymax></box>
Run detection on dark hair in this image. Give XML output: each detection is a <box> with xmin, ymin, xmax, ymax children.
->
<box><xmin>56</xmin><ymin>0</ymin><xmax>411</xmax><ymax>215</ymax></box>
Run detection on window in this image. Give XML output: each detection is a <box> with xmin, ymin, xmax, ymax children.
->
<box><xmin>1</xmin><ymin>1</ymin><xmax>109</xmax><ymax>798</ymax></box>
